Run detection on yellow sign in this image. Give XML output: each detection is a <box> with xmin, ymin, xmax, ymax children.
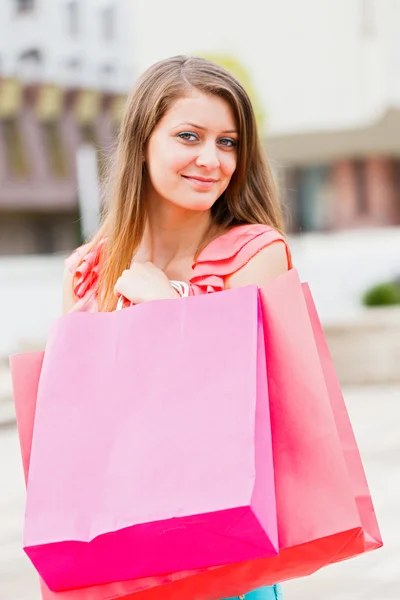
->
<box><xmin>75</xmin><ymin>90</ymin><xmax>101</xmax><ymax>125</ymax></box>
<box><xmin>199</xmin><ymin>54</ymin><xmax>265</xmax><ymax>131</ymax></box>
<box><xmin>36</xmin><ymin>84</ymin><xmax>63</xmax><ymax>122</ymax></box>
<box><xmin>111</xmin><ymin>94</ymin><xmax>127</xmax><ymax>126</ymax></box>
<box><xmin>0</xmin><ymin>79</ymin><xmax>22</xmax><ymax>118</ymax></box>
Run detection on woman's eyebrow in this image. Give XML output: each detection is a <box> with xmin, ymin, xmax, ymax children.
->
<box><xmin>175</xmin><ymin>122</ymin><xmax>238</xmax><ymax>134</ymax></box>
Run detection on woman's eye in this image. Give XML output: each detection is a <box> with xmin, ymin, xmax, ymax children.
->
<box><xmin>218</xmin><ymin>138</ymin><xmax>237</xmax><ymax>148</ymax></box>
<box><xmin>177</xmin><ymin>132</ymin><xmax>198</xmax><ymax>142</ymax></box>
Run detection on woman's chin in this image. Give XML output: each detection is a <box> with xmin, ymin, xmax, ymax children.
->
<box><xmin>182</xmin><ymin>194</ymin><xmax>218</xmax><ymax>212</ymax></box>
<box><xmin>161</xmin><ymin>192</ymin><xmax>218</xmax><ymax>213</ymax></box>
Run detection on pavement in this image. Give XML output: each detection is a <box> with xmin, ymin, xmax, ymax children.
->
<box><xmin>0</xmin><ymin>385</ymin><xmax>399</xmax><ymax>600</ymax></box>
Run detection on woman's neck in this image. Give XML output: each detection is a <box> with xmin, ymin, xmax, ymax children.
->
<box><xmin>135</xmin><ymin>203</ymin><xmax>212</xmax><ymax>271</ymax></box>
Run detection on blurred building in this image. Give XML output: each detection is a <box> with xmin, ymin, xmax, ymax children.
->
<box><xmin>269</xmin><ymin>0</ymin><xmax>400</xmax><ymax>236</ymax></box>
<box><xmin>0</xmin><ymin>0</ymin><xmax>133</xmax><ymax>255</ymax></box>
<box><xmin>256</xmin><ymin>0</ymin><xmax>400</xmax><ymax>233</ymax></box>
<box><xmin>1</xmin><ymin>0</ymin><xmax>399</xmax><ymax>256</ymax></box>
<box><xmin>130</xmin><ymin>0</ymin><xmax>400</xmax><ymax>234</ymax></box>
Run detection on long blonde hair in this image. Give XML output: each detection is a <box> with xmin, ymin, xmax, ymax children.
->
<box><xmin>90</xmin><ymin>55</ymin><xmax>285</xmax><ymax>311</ymax></box>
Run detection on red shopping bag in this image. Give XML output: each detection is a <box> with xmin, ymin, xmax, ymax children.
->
<box><xmin>10</xmin><ymin>286</ymin><xmax>277</xmax><ymax>596</ymax></box>
<box><xmin>302</xmin><ymin>282</ymin><xmax>382</xmax><ymax>557</ymax></box>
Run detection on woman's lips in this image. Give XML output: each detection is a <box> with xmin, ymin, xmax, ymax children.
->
<box><xmin>182</xmin><ymin>175</ymin><xmax>218</xmax><ymax>190</ymax></box>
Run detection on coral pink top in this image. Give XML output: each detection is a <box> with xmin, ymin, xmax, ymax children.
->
<box><xmin>65</xmin><ymin>224</ymin><xmax>291</xmax><ymax>312</ymax></box>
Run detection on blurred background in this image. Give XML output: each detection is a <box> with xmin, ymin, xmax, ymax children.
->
<box><xmin>0</xmin><ymin>1</ymin><xmax>399</xmax><ymax>599</ymax></box>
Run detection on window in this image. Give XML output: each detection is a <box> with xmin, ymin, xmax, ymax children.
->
<box><xmin>80</xmin><ymin>124</ymin><xmax>108</xmax><ymax>180</ymax></box>
<box><xmin>42</xmin><ymin>121</ymin><xmax>68</xmax><ymax>178</ymax></box>
<box><xmin>80</xmin><ymin>123</ymin><xmax>97</xmax><ymax>146</ymax></box>
<box><xmin>354</xmin><ymin>160</ymin><xmax>368</xmax><ymax>214</ymax></box>
<box><xmin>100</xmin><ymin>64</ymin><xmax>114</xmax><ymax>77</ymax></box>
<box><xmin>34</xmin><ymin>213</ymin><xmax>80</xmax><ymax>255</ymax></box>
<box><xmin>17</xmin><ymin>48</ymin><xmax>42</xmax><ymax>82</ymax></box>
<box><xmin>101</xmin><ymin>6</ymin><xmax>116</xmax><ymax>42</ymax></box>
<box><xmin>64</xmin><ymin>57</ymin><xmax>82</xmax><ymax>86</ymax></box>
<box><xmin>284</xmin><ymin>164</ymin><xmax>332</xmax><ymax>232</ymax></box>
<box><xmin>66</xmin><ymin>57</ymin><xmax>81</xmax><ymax>70</ymax></box>
<box><xmin>18</xmin><ymin>48</ymin><xmax>41</xmax><ymax>62</ymax></box>
<box><xmin>66</xmin><ymin>1</ymin><xmax>79</xmax><ymax>37</ymax></box>
<box><xmin>15</xmin><ymin>0</ymin><xmax>35</xmax><ymax>12</ymax></box>
<box><xmin>298</xmin><ymin>165</ymin><xmax>332</xmax><ymax>231</ymax></box>
<box><xmin>1</xmin><ymin>119</ymin><xmax>29</xmax><ymax>178</ymax></box>
<box><xmin>396</xmin><ymin>160</ymin><xmax>400</xmax><ymax>211</ymax></box>
<box><xmin>99</xmin><ymin>64</ymin><xmax>115</xmax><ymax>87</ymax></box>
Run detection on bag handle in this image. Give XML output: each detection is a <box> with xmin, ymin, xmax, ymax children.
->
<box><xmin>116</xmin><ymin>280</ymin><xmax>189</xmax><ymax>311</ymax></box>
<box><xmin>170</xmin><ymin>280</ymin><xmax>190</xmax><ymax>298</ymax></box>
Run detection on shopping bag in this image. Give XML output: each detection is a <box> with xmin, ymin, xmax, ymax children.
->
<box><xmin>10</xmin><ymin>350</ymin><xmax>177</xmax><ymax>600</ymax></box>
<box><xmin>11</xmin><ymin>270</ymin><xmax>382</xmax><ymax>600</ymax></box>
<box><xmin>19</xmin><ymin>286</ymin><xmax>278</xmax><ymax>592</ymax></box>
<box><xmin>302</xmin><ymin>282</ymin><xmax>382</xmax><ymax>558</ymax></box>
<box><xmin>131</xmin><ymin>269</ymin><xmax>382</xmax><ymax>599</ymax></box>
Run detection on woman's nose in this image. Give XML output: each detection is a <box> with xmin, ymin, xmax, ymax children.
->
<box><xmin>195</xmin><ymin>143</ymin><xmax>220</xmax><ymax>170</ymax></box>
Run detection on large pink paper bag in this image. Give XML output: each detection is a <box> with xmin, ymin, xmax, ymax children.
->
<box><xmin>23</xmin><ymin>286</ymin><xmax>278</xmax><ymax>592</ymax></box>
<box><xmin>10</xmin><ymin>351</ymin><xmax>181</xmax><ymax>600</ymax></box>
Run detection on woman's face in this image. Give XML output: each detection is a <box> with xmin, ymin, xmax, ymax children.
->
<box><xmin>144</xmin><ymin>90</ymin><xmax>238</xmax><ymax>213</ymax></box>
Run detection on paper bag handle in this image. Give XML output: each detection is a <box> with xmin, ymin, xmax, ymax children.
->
<box><xmin>116</xmin><ymin>280</ymin><xmax>189</xmax><ymax>311</ymax></box>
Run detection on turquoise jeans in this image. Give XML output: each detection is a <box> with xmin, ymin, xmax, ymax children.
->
<box><xmin>223</xmin><ymin>584</ymin><xmax>283</xmax><ymax>599</ymax></box>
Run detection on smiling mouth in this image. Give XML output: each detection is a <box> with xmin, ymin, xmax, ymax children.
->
<box><xmin>182</xmin><ymin>175</ymin><xmax>218</xmax><ymax>191</ymax></box>
<box><xmin>182</xmin><ymin>175</ymin><xmax>218</xmax><ymax>183</ymax></box>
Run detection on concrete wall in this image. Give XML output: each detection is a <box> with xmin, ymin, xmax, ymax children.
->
<box><xmin>325</xmin><ymin>306</ymin><xmax>400</xmax><ymax>384</ymax></box>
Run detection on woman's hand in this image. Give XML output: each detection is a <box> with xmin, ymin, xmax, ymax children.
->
<box><xmin>114</xmin><ymin>262</ymin><xmax>180</xmax><ymax>305</ymax></box>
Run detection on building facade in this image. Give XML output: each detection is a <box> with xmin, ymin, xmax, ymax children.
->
<box><xmin>130</xmin><ymin>0</ymin><xmax>400</xmax><ymax>234</ymax></box>
<box><xmin>0</xmin><ymin>0</ymin><xmax>133</xmax><ymax>254</ymax></box>
<box><xmin>1</xmin><ymin>0</ymin><xmax>399</xmax><ymax>255</ymax></box>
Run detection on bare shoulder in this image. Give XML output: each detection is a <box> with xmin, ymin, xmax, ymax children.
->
<box><xmin>225</xmin><ymin>240</ymin><xmax>289</xmax><ymax>289</ymax></box>
<box><xmin>62</xmin><ymin>265</ymin><xmax>76</xmax><ymax>314</ymax></box>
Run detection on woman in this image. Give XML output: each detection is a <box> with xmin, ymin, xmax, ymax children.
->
<box><xmin>64</xmin><ymin>55</ymin><xmax>289</xmax><ymax>600</ymax></box>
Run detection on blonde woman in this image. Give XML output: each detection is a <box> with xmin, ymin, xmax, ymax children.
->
<box><xmin>64</xmin><ymin>56</ymin><xmax>289</xmax><ymax>600</ymax></box>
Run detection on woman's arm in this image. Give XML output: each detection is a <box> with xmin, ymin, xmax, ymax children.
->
<box><xmin>224</xmin><ymin>240</ymin><xmax>289</xmax><ymax>290</ymax></box>
<box><xmin>62</xmin><ymin>266</ymin><xmax>76</xmax><ymax>314</ymax></box>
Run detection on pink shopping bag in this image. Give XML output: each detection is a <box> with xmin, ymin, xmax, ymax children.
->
<box><xmin>10</xmin><ymin>350</ymin><xmax>180</xmax><ymax>600</ymax></box>
<box><xmin>18</xmin><ymin>286</ymin><xmax>278</xmax><ymax>592</ymax></box>
<box><xmin>10</xmin><ymin>271</ymin><xmax>382</xmax><ymax>600</ymax></box>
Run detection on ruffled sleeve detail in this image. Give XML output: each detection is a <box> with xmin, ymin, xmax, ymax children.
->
<box><xmin>65</xmin><ymin>240</ymin><xmax>104</xmax><ymax>300</ymax></box>
<box><xmin>189</xmin><ymin>224</ymin><xmax>291</xmax><ymax>295</ymax></box>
